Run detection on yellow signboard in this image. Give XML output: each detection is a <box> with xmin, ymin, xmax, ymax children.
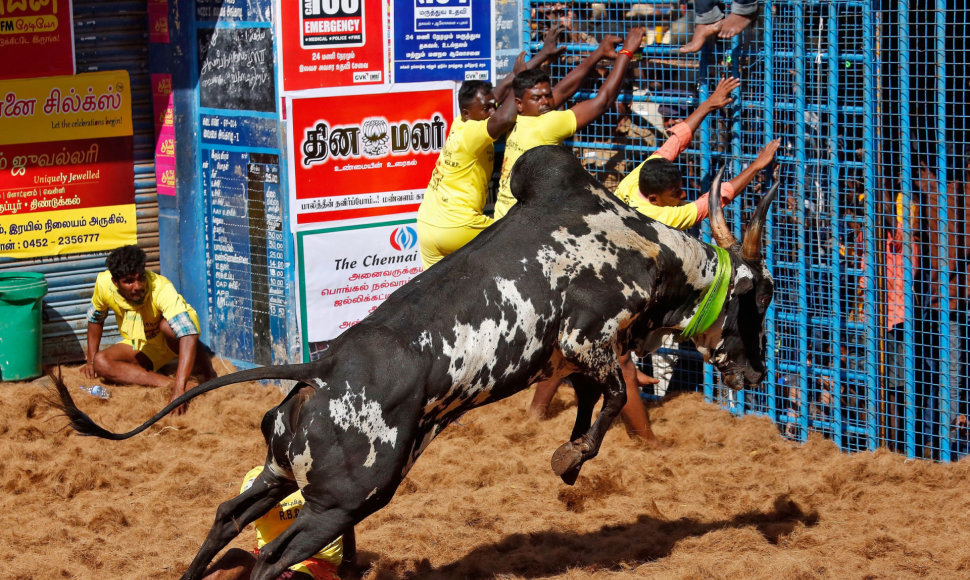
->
<box><xmin>0</xmin><ymin>70</ymin><xmax>132</xmax><ymax>146</ymax></box>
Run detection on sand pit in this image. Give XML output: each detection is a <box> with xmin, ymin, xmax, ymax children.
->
<box><xmin>3</xmin><ymin>363</ymin><xmax>970</xmax><ymax>579</ymax></box>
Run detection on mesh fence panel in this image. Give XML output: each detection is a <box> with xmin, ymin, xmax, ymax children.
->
<box><xmin>518</xmin><ymin>0</ymin><xmax>969</xmax><ymax>460</ymax></box>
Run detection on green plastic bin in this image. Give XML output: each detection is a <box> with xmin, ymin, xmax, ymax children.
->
<box><xmin>0</xmin><ymin>272</ymin><xmax>48</xmax><ymax>381</ymax></box>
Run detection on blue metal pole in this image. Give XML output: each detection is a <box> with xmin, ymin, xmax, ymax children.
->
<box><xmin>861</xmin><ymin>0</ymin><xmax>880</xmax><ymax>453</ymax></box>
<box><xmin>897</xmin><ymin>0</ymin><xmax>917</xmax><ymax>459</ymax></box>
<box><xmin>700</xmin><ymin>45</ymin><xmax>717</xmax><ymax>405</ymax></box>
<box><xmin>794</xmin><ymin>0</ymin><xmax>810</xmax><ymax>439</ymax></box>
<box><xmin>763</xmin><ymin>0</ymin><xmax>779</xmax><ymax>426</ymax></box>
<box><xmin>935</xmin><ymin>1</ymin><xmax>952</xmax><ymax>461</ymax></box>
<box><xmin>827</xmin><ymin>0</ymin><xmax>844</xmax><ymax>448</ymax></box>
<box><xmin>522</xmin><ymin>0</ymin><xmax>532</xmax><ymax>60</ymax></box>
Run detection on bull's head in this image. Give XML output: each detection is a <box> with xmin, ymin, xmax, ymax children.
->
<box><xmin>694</xmin><ymin>167</ymin><xmax>777</xmax><ymax>390</ymax></box>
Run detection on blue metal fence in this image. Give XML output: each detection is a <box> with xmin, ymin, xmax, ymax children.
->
<box><xmin>519</xmin><ymin>1</ymin><xmax>969</xmax><ymax>461</ymax></box>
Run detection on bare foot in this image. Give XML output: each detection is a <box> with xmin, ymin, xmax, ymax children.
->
<box><xmin>528</xmin><ymin>403</ymin><xmax>549</xmax><ymax>421</ymax></box>
<box><xmin>628</xmin><ymin>429</ymin><xmax>669</xmax><ymax>450</ymax></box>
<box><xmin>718</xmin><ymin>12</ymin><xmax>756</xmax><ymax>38</ymax></box>
<box><xmin>678</xmin><ymin>21</ymin><xmax>722</xmax><ymax>53</ymax></box>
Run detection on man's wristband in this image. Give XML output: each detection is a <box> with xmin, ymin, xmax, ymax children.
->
<box><xmin>618</xmin><ymin>49</ymin><xmax>634</xmax><ymax>59</ymax></box>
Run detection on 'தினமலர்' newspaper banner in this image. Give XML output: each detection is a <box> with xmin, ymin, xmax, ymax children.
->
<box><xmin>286</xmin><ymin>82</ymin><xmax>454</xmax><ymax>228</ymax></box>
<box><xmin>0</xmin><ymin>71</ymin><xmax>135</xmax><ymax>258</ymax></box>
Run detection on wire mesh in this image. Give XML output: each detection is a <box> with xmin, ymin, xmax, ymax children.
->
<box><xmin>518</xmin><ymin>0</ymin><xmax>969</xmax><ymax>461</ymax></box>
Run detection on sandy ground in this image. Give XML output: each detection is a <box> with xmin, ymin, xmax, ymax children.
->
<box><xmin>3</xmin><ymin>362</ymin><xmax>970</xmax><ymax>580</ymax></box>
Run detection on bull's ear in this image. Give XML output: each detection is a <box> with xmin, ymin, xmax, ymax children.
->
<box><xmin>742</xmin><ymin>180</ymin><xmax>779</xmax><ymax>262</ymax></box>
<box><xmin>709</xmin><ymin>165</ymin><xmax>739</xmax><ymax>250</ymax></box>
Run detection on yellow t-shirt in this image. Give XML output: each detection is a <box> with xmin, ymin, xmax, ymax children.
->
<box><xmin>493</xmin><ymin>110</ymin><xmax>577</xmax><ymax>219</ymax></box>
<box><xmin>90</xmin><ymin>270</ymin><xmax>196</xmax><ymax>351</ymax></box>
<box><xmin>614</xmin><ymin>153</ymin><xmax>700</xmax><ymax>230</ymax></box>
<box><xmin>613</xmin><ymin>121</ymin><xmax>736</xmax><ymax>231</ymax></box>
<box><xmin>417</xmin><ymin>117</ymin><xmax>496</xmax><ymax>229</ymax></box>
<box><xmin>242</xmin><ymin>466</ymin><xmax>343</xmax><ymax>570</ymax></box>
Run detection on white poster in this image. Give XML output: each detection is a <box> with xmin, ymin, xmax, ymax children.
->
<box><xmin>298</xmin><ymin>219</ymin><xmax>422</xmax><ymax>355</ymax></box>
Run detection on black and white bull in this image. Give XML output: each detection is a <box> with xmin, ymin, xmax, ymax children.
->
<box><xmin>56</xmin><ymin>145</ymin><xmax>776</xmax><ymax>580</ymax></box>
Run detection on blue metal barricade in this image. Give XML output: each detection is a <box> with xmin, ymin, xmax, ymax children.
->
<box><xmin>520</xmin><ymin>1</ymin><xmax>968</xmax><ymax>461</ymax></box>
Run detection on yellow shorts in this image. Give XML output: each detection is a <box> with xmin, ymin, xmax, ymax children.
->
<box><xmin>120</xmin><ymin>310</ymin><xmax>200</xmax><ymax>371</ymax></box>
<box><xmin>417</xmin><ymin>218</ymin><xmax>493</xmax><ymax>269</ymax></box>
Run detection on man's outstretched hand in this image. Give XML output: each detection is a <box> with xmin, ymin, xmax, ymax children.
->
<box><xmin>752</xmin><ymin>138</ymin><xmax>782</xmax><ymax>171</ymax></box>
<box><xmin>537</xmin><ymin>24</ymin><xmax>568</xmax><ymax>60</ymax></box>
<box><xmin>702</xmin><ymin>76</ymin><xmax>741</xmax><ymax>111</ymax></box>
<box><xmin>595</xmin><ymin>34</ymin><xmax>624</xmax><ymax>59</ymax></box>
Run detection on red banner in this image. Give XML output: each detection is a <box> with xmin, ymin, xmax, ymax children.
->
<box><xmin>0</xmin><ymin>137</ymin><xmax>133</xmax><ymax>211</ymax></box>
<box><xmin>0</xmin><ymin>0</ymin><xmax>75</xmax><ymax>80</ymax></box>
<box><xmin>147</xmin><ymin>0</ymin><xmax>169</xmax><ymax>44</ymax></box>
<box><xmin>287</xmin><ymin>84</ymin><xmax>454</xmax><ymax>226</ymax></box>
<box><xmin>279</xmin><ymin>0</ymin><xmax>387</xmax><ymax>92</ymax></box>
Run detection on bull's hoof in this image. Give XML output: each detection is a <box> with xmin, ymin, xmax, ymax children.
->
<box><xmin>559</xmin><ymin>465</ymin><xmax>581</xmax><ymax>486</ymax></box>
<box><xmin>551</xmin><ymin>441</ymin><xmax>583</xmax><ymax>477</ymax></box>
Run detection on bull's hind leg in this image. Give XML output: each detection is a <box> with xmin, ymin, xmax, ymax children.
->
<box><xmin>180</xmin><ymin>467</ymin><xmax>296</xmax><ymax>580</ymax></box>
<box><xmin>251</xmin><ymin>504</ymin><xmax>353</xmax><ymax>580</ymax></box>
<box><xmin>551</xmin><ymin>364</ymin><xmax>626</xmax><ymax>484</ymax></box>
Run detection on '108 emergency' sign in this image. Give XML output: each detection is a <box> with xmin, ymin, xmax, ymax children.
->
<box><xmin>302</xmin><ymin>0</ymin><xmax>364</xmax><ymax>48</ymax></box>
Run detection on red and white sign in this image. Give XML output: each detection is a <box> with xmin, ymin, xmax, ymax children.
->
<box><xmin>286</xmin><ymin>82</ymin><xmax>454</xmax><ymax>227</ymax></box>
<box><xmin>0</xmin><ymin>0</ymin><xmax>75</xmax><ymax>80</ymax></box>
<box><xmin>278</xmin><ymin>0</ymin><xmax>387</xmax><ymax>92</ymax></box>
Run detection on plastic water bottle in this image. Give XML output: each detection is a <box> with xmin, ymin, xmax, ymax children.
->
<box><xmin>79</xmin><ymin>384</ymin><xmax>110</xmax><ymax>399</ymax></box>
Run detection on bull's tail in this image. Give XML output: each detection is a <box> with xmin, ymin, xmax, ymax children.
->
<box><xmin>53</xmin><ymin>363</ymin><xmax>318</xmax><ymax>441</ymax></box>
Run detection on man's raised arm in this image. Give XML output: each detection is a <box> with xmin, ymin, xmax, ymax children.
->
<box><xmin>493</xmin><ymin>25</ymin><xmax>566</xmax><ymax>103</ymax></box>
<box><xmin>550</xmin><ymin>33</ymin><xmax>624</xmax><ymax>108</ymax></box>
<box><xmin>568</xmin><ymin>27</ymin><xmax>645</xmax><ymax>131</ymax></box>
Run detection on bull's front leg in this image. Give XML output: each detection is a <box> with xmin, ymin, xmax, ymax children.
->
<box><xmin>181</xmin><ymin>467</ymin><xmax>296</xmax><ymax>580</ymax></box>
<box><xmin>550</xmin><ymin>365</ymin><xmax>626</xmax><ymax>485</ymax></box>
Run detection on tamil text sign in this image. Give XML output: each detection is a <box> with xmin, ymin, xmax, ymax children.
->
<box><xmin>298</xmin><ymin>220</ymin><xmax>422</xmax><ymax>350</ymax></box>
<box><xmin>392</xmin><ymin>0</ymin><xmax>492</xmax><ymax>83</ymax></box>
<box><xmin>0</xmin><ymin>71</ymin><xmax>135</xmax><ymax>258</ymax></box>
<box><xmin>286</xmin><ymin>82</ymin><xmax>453</xmax><ymax>226</ymax></box>
<box><xmin>0</xmin><ymin>0</ymin><xmax>75</xmax><ymax>80</ymax></box>
<box><xmin>279</xmin><ymin>0</ymin><xmax>387</xmax><ymax>92</ymax></box>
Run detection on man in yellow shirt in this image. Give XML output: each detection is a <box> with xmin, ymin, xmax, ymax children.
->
<box><xmin>201</xmin><ymin>465</ymin><xmax>352</xmax><ymax>580</ymax></box>
<box><xmin>493</xmin><ymin>26</ymin><xmax>646</xmax><ymax>219</ymax></box>
<box><xmin>416</xmin><ymin>80</ymin><xmax>513</xmax><ymax>269</ymax></box>
<box><xmin>82</xmin><ymin>244</ymin><xmax>215</xmax><ymax>414</ymax></box>
<box><xmin>611</xmin><ymin>77</ymin><xmax>779</xmax><ymax>436</ymax></box>
<box><xmin>417</xmin><ymin>27</ymin><xmax>566</xmax><ymax>269</ymax></box>
<box><xmin>529</xmin><ymin>76</ymin><xmax>779</xmax><ymax>446</ymax></box>
<box><xmin>614</xmin><ymin>77</ymin><xmax>780</xmax><ymax>230</ymax></box>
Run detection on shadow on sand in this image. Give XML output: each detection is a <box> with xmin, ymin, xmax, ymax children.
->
<box><xmin>355</xmin><ymin>494</ymin><xmax>818</xmax><ymax>579</ymax></box>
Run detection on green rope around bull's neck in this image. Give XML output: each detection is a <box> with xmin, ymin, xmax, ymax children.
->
<box><xmin>679</xmin><ymin>245</ymin><xmax>731</xmax><ymax>340</ymax></box>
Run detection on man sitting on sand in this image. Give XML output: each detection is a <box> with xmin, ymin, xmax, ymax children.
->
<box><xmin>82</xmin><ymin>244</ymin><xmax>215</xmax><ymax>413</ymax></box>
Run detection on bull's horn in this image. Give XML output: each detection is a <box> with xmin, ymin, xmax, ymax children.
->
<box><xmin>708</xmin><ymin>165</ymin><xmax>738</xmax><ymax>250</ymax></box>
<box><xmin>741</xmin><ymin>180</ymin><xmax>779</xmax><ymax>261</ymax></box>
